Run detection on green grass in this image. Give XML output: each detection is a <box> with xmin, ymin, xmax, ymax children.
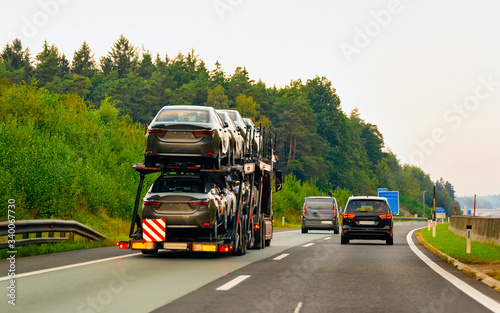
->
<box><xmin>420</xmin><ymin>223</ymin><xmax>500</xmax><ymax>264</ymax></box>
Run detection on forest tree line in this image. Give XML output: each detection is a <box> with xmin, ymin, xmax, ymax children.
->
<box><xmin>0</xmin><ymin>35</ymin><xmax>461</xmax><ymax>218</ymax></box>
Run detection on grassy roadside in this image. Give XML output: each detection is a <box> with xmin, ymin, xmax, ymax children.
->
<box><xmin>419</xmin><ymin>223</ymin><xmax>500</xmax><ymax>281</ymax></box>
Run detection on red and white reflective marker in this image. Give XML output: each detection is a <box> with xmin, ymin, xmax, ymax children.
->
<box><xmin>143</xmin><ymin>219</ymin><xmax>166</xmax><ymax>242</ymax></box>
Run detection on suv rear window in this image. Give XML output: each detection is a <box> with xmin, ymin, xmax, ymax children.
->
<box><xmin>152</xmin><ymin>176</ymin><xmax>212</xmax><ymax>193</ymax></box>
<box><xmin>305</xmin><ymin>198</ymin><xmax>335</xmax><ymax>209</ymax></box>
<box><xmin>345</xmin><ymin>200</ymin><xmax>390</xmax><ymax>213</ymax></box>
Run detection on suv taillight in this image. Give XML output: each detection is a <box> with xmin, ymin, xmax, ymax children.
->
<box><xmin>379</xmin><ymin>214</ymin><xmax>392</xmax><ymax>219</ymax></box>
<box><xmin>343</xmin><ymin>213</ymin><xmax>356</xmax><ymax>219</ymax></box>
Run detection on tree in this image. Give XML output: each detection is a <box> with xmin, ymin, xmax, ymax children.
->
<box><xmin>71</xmin><ymin>41</ymin><xmax>96</xmax><ymax>78</ymax></box>
<box><xmin>100</xmin><ymin>35</ymin><xmax>138</xmax><ymax>78</ymax></box>
<box><xmin>1</xmin><ymin>38</ymin><xmax>32</xmax><ymax>80</ymax></box>
<box><xmin>206</xmin><ymin>85</ymin><xmax>230</xmax><ymax>109</ymax></box>
<box><xmin>33</xmin><ymin>41</ymin><xmax>67</xmax><ymax>86</ymax></box>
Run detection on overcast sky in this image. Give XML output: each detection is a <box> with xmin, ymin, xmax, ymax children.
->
<box><xmin>2</xmin><ymin>0</ymin><xmax>499</xmax><ymax>197</ymax></box>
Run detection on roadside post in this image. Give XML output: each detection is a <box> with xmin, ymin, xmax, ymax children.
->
<box><xmin>282</xmin><ymin>216</ymin><xmax>285</xmax><ymax>227</ymax></box>
<box><xmin>466</xmin><ymin>225</ymin><xmax>472</xmax><ymax>254</ymax></box>
<box><xmin>432</xmin><ymin>187</ymin><xmax>436</xmax><ymax>237</ymax></box>
<box><xmin>427</xmin><ymin>218</ymin><xmax>431</xmax><ymax>231</ymax></box>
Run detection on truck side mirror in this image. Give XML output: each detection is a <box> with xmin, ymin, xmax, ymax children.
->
<box><xmin>275</xmin><ymin>170</ymin><xmax>283</xmax><ymax>192</ymax></box>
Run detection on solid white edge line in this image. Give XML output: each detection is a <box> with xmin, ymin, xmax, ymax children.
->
<box><xmin>216</xmin><ymin>275</ymin><xmax>251</xmax><ymax>291</ymax></box>
<box><xmin>293</xmin><ymin>301</ymin><xmax>303</xmax><ymax>313</ymax></box>
<box><xmin>273</xmin><ymin>253</ymin><xmax>290</xmax><ymax>261</ymax></box>
<box><xmin>303</xmin><ymin>243</ymin><xmax>314</xmax><ymax>247</ymax></box>
<box><xmin>407</xmin><ymin>227</ymin><xmax>500</xmax><ymax>313</ymax></box>
<box><xmin>0</xmin><ymin>252</ymin><xmax>141</xmax><ymax>282</ymax></box>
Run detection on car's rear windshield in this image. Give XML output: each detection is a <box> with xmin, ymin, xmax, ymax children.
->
<box><xmin>152</xmin><ymin>177</ymin><xmax>212</xmax><ymax>193</ymax></box>
<box><xmin>155</xmin><ymin>109</ymin><xmax>209</xmax><ymax>123</ymax></box>
<box><xmin>345</xmin><ymin>200</ymin><xmax>390</xmax><ymax>213</ymax></box>
<box><xmin>305</xmin><ymin>198</ymin><xmax>334</xmax><ymax>210</ymax></box>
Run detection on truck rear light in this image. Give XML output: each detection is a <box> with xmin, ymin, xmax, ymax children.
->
<box><xmin>148</xmin><ymin>129</ymin><xmax>167</xmax><ymax>134</ymax></box>
<box><xmin>193</xmin><ymin>130</ymin><xmax>214</xmax><ymax>136</ymax></box>
<box><xmin>145</xmin><ymin>242</ymin><xmax>155</xmax><ymax>250</ymax></box>
<box><xmin>379</xmin><ymin>214</ymin><xmax>392</xmax><ymax>219</ymax></box>
<box><xmin>343</xmin><ymin>213</ymin><xmax>356</xmax><ymax>219</ymax></box>
<box><xmin>203</xmin><ymin>222</ymin><xmax>210</xmax><ymax>226</ymax></box>
<box><xmin>193</xmin><ymin>244</ymin><xmax>217</xmax><ymax>252</ymax></box>
<box><xmin>117</xmin><ymin>241</ymin><xmax>129</xmax><ymax>249</ymax></box>
<box><xmin>189</xmin><ymin>200</ymin><xmax>210</xmax><ymax>206</ymax></box>
<box><xmin>219</xmin><ymin>245</ymin><xmax>231</xmax><ymax>253</ymax></box>
<box><xmin>144</xmin><ymin>200</ymin><xmax>162</xmax><ymax>206</ymax></box>
<box><xmin>253</xmin><ymin>224</ymin><xmax>260</xmax><ymax>230</ymax></box>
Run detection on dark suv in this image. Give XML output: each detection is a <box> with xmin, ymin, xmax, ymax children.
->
<box><xmin>341</xmin><ymin>196</ymin><xmax>393</xmax><ymax>245</ymax></box>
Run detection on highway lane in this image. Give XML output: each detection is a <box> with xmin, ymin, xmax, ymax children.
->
<box><xmin>0</xmin><ymin>230</ymin><xmax>330</xmax><ymax>313</ymax></box>
<box><xmin>155</xmin><ymin>222</ymin><xmax>500</xmax><ymax>313</ymax></box>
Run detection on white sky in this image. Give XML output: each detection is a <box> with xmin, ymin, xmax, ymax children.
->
<box><xmin>1</xmin><ymin>0</ymin><xmax>499</xmax><ymax>197</ymax></box>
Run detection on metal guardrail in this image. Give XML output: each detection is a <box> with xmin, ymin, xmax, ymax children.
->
<box><xmin>0</xmin><ymin>219</ymin><xmax>108</xmax><ymax>249</ymax></box>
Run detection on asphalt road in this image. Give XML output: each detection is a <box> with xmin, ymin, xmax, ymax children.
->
<box><xmin>1</xmin><ymin>222</ymin><xmax>499</xmax><ymax>313</ymax></box>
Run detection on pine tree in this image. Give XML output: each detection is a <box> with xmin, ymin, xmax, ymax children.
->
<box><xmin>71</xmin><ymin>41</ymin><xmax>96</xmax><ymax>78</ymax></box>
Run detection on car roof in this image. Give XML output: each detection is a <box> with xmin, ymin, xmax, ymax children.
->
<box><xmin>160</xmin><ymin>105</ymin><xmax>213</xmax><ymax>111</ymax></box>
<box><xmin>347</xmin><ymin>196</ymin><xmax>389</xmax><ymax>202</ymax></box>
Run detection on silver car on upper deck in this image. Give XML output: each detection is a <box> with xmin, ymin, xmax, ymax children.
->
<box><xmin>144</xmin><ymin>105</ymin><xmax>230</xmax><ymax>168</ymax></box>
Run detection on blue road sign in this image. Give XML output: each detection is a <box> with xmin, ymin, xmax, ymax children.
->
<box><xmin>436</xmin><ymin>207</ymin><xmax>445</xmax><ymax>213</ymax></box>
<box><xmin>378</xmin><ymin>190</ymin><xmax>399</xmax><ymax>215</ymax></box>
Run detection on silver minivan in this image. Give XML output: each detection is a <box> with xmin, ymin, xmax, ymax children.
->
<box><xmin>301</xmin><ymin>196</ymin><xmax>340</xmax><ymax>234</ymax></box>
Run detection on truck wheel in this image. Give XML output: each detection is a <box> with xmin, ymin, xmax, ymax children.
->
<box><xmin>301</xmin><ymin>224</ymin><xmax>308</xmax><ymax>234</ymax></box>
<box><xmin>216</xmin><ymin>150</ymin><xmax>222</xmax><ymax>169</ymax></box>
<box><xmin>334</xmin><ymin>226</ymin><xmax>339</xmax><ymax>234</ymax></box>
<box><xmin>265</xmin><ymin>239</ymin><xmax>271</xmax><ymax>247</ymax></box>
<box><xmin>234</xmin><ymin>221</ymin><xmax>244</xmax><ymax>256</ymax></box>
<box><xmin>141</xmin><ymin>249</ymin><xmax>158</xmax><ymax>255</ymax></box>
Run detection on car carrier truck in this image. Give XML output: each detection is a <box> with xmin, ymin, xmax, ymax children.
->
<box><xmin>118</xmin><ymin>124</ymin><xmax>282</xmax><ymax>255</ymax></box>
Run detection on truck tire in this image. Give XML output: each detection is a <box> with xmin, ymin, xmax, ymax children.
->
<box><xmin>333</xmin><ymin>225</ymin><xmax>339</xmax><ymax>234</ymax></box>
<box><xmin>233</xmin><ymin>221</ymin><xmax>246</xmax><ymax>256</ymax></box>
<box><xmin>141</xmin><ymin>249</ymin><xmax>158</xmax><ymax>255</ymax></box>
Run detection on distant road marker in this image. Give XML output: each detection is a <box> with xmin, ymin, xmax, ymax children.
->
<box><xmin>216</xmin><ymin>275</ymin><xmax>251</xmax><ymax>291</ymax></box>
<box><xmin>294</xmin><ymin>301</ymin><xmax>303</xmax><ymax>313</ymax></box>
<box><xmin>303</xmin><ymin>243</ymin><xmax>315</xmax><ymax>247</ymax></box>
<box><xmin>273</xmin><ymin>253</ymin><xmax>289</xmax><ymax>261</ymax></box>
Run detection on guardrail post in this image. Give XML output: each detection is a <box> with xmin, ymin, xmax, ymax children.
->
<box><xmin>466</xmin><ymin>225</ymin><xmax>472</xmax><ymax>253</ymax></box>
<box><xmin>36</xmin><ymin>232</ymin><xmax>42</xmax><ymax>238</ymax></box>
<box><xmin>60</xmin><ymin>232</ymin><xmax>66</xmax><ymax>238</ymax></box>
<box><xmin>22</xmin><ymin>233</ymin><xmax>29</xmax><ymax>239</ymax></box>
<box><xmin>282</xmin><ymin>216</ymin><xmax>285</xmax><ymax>227</ymax></box>
<box><xmin>48</xmin><ymin>231</ymin><xmax>54</xmax><ymax>238</ymax></box>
